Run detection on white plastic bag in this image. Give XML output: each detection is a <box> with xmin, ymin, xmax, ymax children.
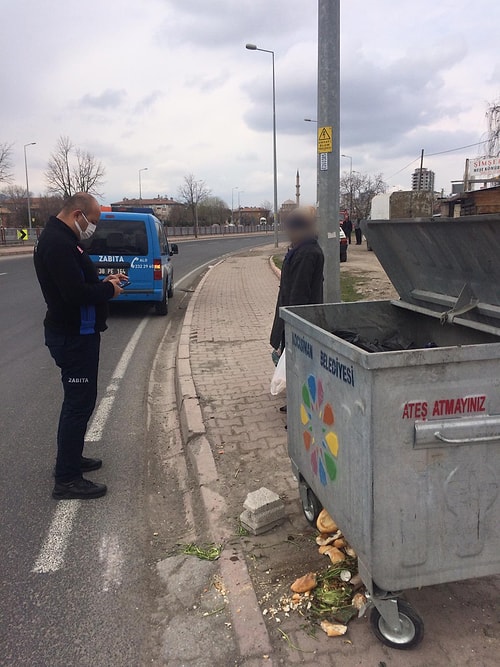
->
<box><xmin>270</xmin><ymin>350</ymin><xmax>286</xmax><ymax>395</ymax></box>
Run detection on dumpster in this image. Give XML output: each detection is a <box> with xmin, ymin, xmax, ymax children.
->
<box><xmin>281</xmin><ymin>216</ymin><xmax>500</xmax><ymax>650</ymax></box>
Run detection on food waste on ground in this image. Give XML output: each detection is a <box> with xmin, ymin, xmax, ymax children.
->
<box><xmin>262</xmin><ymin>509</ymin><xmax>367</xmax><ymax>639</ymax></box>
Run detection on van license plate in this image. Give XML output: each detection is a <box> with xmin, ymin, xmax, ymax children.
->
<box><xmin>98</xmin><ymin>268</ymin><xmax>120</xmax><ymax>276</ymax></box>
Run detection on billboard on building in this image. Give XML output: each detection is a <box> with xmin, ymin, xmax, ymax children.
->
<box><xmin>470</xmin><ymin>156</ymin><xmax>500</xmax><ymax>178</ymax></box>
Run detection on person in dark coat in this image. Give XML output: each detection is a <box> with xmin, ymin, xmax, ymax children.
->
<box><xmin>270</xmin><ymin>208</ymin><xmax>324</xmax><ymax>353</ymax></box>
<box><xmin>343</xmin><ymin>215</ymin><xmax>353</xmax><ymax>244</ymax></box>
<box><xmin>354</xmin><ymin>217</ymin><xmax>363</xmax><ymax>245</ymax></box>
<box><xmin>34</xmin><ymin>193</ymin><xmax>127</xmax><ymax>500</ymax></box>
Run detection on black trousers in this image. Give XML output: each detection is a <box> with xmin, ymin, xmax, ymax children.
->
<box><xmin>355</xmin><ymin>228</ymin><xmax>362</xmax><ymax>245</ymax></box>
<box><xmin>45</xmin><ymin>329</ymin><xmax>100</xmax><ymax>483</ymax></box>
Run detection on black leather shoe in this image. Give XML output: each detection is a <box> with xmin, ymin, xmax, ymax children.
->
<box><xmin>52</xmin><ymin>477</ymin><xmax>107</xmax><ymax>500</ymax></box>
<box><xmin>52</xmin><ymin>456</ymin><xmax>103</xmax><ymax>477</ymax></box>
<box><xmin>81</xmin><ymin>456</ymin><xmax>102</xmax><ymax>472</ymax></box>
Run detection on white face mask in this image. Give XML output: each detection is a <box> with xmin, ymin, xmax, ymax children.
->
<box><xmin>75</xmin><ymin>212</ymin><xmax>97</xmax><ymax>241</ymax></box>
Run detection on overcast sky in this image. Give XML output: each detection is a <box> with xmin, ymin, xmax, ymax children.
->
<box><xmin>2</xmin><ymin>0</ymin><xmax>499</xmax><ymax>207</ymax></box>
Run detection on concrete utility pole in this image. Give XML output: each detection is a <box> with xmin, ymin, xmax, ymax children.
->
<box><xmin>317</xmin><ymin>0</ymin><xmax>341</xmax><ymax>302</ymax></box>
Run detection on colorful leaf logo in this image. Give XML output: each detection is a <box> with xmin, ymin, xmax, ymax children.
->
<box><xmin>301</xmin><ymin>374</ymin><xmax>339</xmax><ymax>486</ymax></box>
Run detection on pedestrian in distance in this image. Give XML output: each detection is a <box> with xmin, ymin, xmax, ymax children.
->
<box><xmin>34</xmin><ymin>193</ymin><xmax>127</xmax><ymax>500</ymax></box>
<box><xmin>343</xmin><ymin>215</ymin><xmax>353</xmax><ymax>244</ymax></box>
<box><xmin>270</xmin><ymin>207</ymin><xmax>324</xmax><ymax>355</ymax></box>
<box><xmin>354</xmin><ymin>217</ymin><xmax>363</xmax><ymax>245</ymax></box>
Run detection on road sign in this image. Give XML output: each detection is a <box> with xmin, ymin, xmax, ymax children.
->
<box><xmin>17</xmin><ymin>229</ymin><xmax>28</xmax><ymax>241</ymax></box>
<box><xmin>317</xmin><ymin>126</ymin><xmax>333</xmax><ymax>153</ymax></box>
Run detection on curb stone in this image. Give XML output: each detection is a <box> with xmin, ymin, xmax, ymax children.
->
<box><xmin>268</xmin><ymin>255</ymin><xmax>281</xmax><ymax>279</ymax></box>
<box><xmin>174</xmin><ymin>259</ymin><xmax>274</xmax><ymax>663</ymax></box>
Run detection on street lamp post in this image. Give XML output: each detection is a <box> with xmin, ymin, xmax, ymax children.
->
<box><xmin>341</xmin><ymin>154</ymin><xmax>353</xmax><ymax>217</ymax></box>
<box><xmin>238</xmin><ymin>190</ymin><xmax>244</xmax><ymax>225</ymax></box>
<box><xmin>24</xmin><ymin>142</ymin><xmax>36</xmax><ymax>231</ymax></box>
<box><xmin>231</xmin><ymin>186</ymin><xmax>238</xmax><ymax>224</ymax></box>
<box><xmin>138</xmin><ymin>167</ymin><xmax>148</xmax><ymax>200</ymax></box>
<box><xmin>246</xmin><ymin>43</ymin><xmax>279</xmax><ymax>248</ymax></box>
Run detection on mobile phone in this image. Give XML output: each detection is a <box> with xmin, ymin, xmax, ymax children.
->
<box><xmin>119</xmin><ymin>279</ymin><xmax>131</xmax><ymax>288</ymax></box>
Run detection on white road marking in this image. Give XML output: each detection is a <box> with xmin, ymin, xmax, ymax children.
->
<box><xmin>86</xmin><ymin>317</ymin><xmax>148</xmax><ymax>441</ymax></box>
<box><xmin>0</xmin><ymin>272</ymin><xmax>7</xmax><ymax>276</ymax></box>
<box><xmin>174</xmin><ymin>256</ymin><xmax>228</xmax><ymax>288</ymax></box>
<box><xmin>32</xmin><ymin>317</ymin><xmax>149</xmax><ymax>574</ymax></box>
<box><xmin>32</xmin><ymin>500</ymin><xmax>79</xmax><ymax>573</ymax></box>
<box><xmin>99</xmin><ymin>534</ymin><xmax>123</xmax><ymax>592</ymax></box>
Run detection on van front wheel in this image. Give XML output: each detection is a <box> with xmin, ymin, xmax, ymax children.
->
<box><xmin>155</xmin><ymin>287</ymin><xmax>168</xmax><ymax>316</ymax></box>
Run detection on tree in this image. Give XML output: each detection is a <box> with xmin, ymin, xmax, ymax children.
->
<box><xmin>45</xmin><ymin>136</ymin><xmax>105</xmax><ymax>198</ymax></box>
<box><xmin>1</xmin><ymin>185</ymin><xmax>28</xmax><ymax>227</ymax></box>
<box><xmin>0</xmin><ymin>143</ymin><xmax>13</xmax><ymax>184</ymax></box>
<box><xmin>177</xmin><ymin>174</ymin><xmax>211</xmax><ymax>237</ymax></box>
<box><xmin>340</xmin><ymin>171</ymin><xmax>387</xmax><ymax>219</ymax></box>
<box><xmin>37</xmin><ymin>195</ymin><xmax>64</xmax><ymax>225</ymax></box>
<box><xmin>167</xmin><ymin>203</ymin><xmax>190</xmax><ymax>227</ymax></box>
<box><xmin>197</xmin><ymin>196</ymin><xmax>229</xmax><ymax>226</ymax></box>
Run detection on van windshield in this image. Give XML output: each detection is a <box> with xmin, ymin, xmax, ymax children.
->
<box><xmin>83</xmin><ymin>220</ymin><xmax>148</xmax><ymax>256</ymax></box>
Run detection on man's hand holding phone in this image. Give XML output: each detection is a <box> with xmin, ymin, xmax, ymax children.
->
<box><xmin>104</xmin><ymin>273</ymin><xmax>129</xmax><ymax>297</ymax></box>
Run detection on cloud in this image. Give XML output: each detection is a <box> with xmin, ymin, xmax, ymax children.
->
<box><xmin>79</xmin><ymin>89</ymin><xmax>127</xmax><ymax>109</ymax></box>
<box><xmin>1</xmin><ymin>0</ymin><xmax>500</xmax><ymax>204</ymax></box>
<box><xmin>134</xmin><ymin>91</ymin><xmax>164</xmax><ymax>112</ymax></box>
<box><xmin>158</xmin><ymin>0</ymin><xmax>312</xmax><ymax>50</ymax></box>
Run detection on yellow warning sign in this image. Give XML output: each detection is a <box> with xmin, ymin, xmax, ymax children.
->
<box><xmin>317</xmin><ymin>126</ymin><xmax>333</xmax><ymax>153</ymax></box>
<box><xmin>17</xmin><ymin>229</ymin><xmax>28</xmax><ymax>241</ymax></box>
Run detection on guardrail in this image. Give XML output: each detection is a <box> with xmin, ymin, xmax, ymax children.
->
<box><xmin>0</xmin><ymin>224</ymin><xmax>281</xmax><ymax>245</ymax></box>
<box><xmin>166</xmin><ymin>224</ymin><xmax>281</xmax><ymax>236</ymax></box>
<box><xmin>0</xmin><ymin>228</ymin><xmax>41</xmax><ymax>245</ymax></box>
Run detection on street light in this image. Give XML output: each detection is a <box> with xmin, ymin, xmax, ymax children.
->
<box><xmin>24</xmin><ymin>142</ymin><xmax>36</xmax><ymax>231</ymax></box>
<box><xmin>138</xmin><ymin>167</ymin><xmax>148</xmax><ymax>200</ymax></box>
<box><xmin>304</xmin><ymin>118</ymin><xmax>318</xmax><ymax>123</ymax></box>
<box><xmin>231</xmin><ymin>186</ymin><xmax>238</xmax><ymax>224</ymax></box>
<box><xmin>246</xmin><ymin>42</ymin><xmax>279</xmax><ymax>248</ymax></box>
<box><xmin>341</xmin><ymin>154</ymin><xmax>353</xmax><ymax>217</ymax></box>
<box><xmin>238</xmin><ymin>190</ymin><xmax>245</xmax><ymax>225</ymax></box>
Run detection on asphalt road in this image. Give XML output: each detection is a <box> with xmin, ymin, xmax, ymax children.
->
<box><xmin>0</xmin><ymin>234</ymin><xmax>274</xmax><ymax>666</ymax></box>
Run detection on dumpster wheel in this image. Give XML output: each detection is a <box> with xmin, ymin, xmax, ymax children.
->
<box><xmin>299</xmin><ymin>482</ymin><xmax>323</xmax><ymax>526</ymax></box>
<box><xmin>370</xmin><ymin>599</ymin><xmax>424</xmax><ymax>650</ymax></box>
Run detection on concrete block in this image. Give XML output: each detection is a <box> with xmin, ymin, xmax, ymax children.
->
<box><xmin>240</xmin><ymin>505</ymin><xmax>286</xmax><ymax>529</ymax></box>
<box><xmin>239</xmin><ymin>509</ymin><xmax>284</xmax><ymax>536</ymax></box>
<box><xmin>243</xmin><ymin>487</ymin><xmax>283</xmax><ymax>514</ymax></box>
<box><xmin>240</xmin><ymin>487</ymin><xmax>286</xmax><ymax>535</ymax></box>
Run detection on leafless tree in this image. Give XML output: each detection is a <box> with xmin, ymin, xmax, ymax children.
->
<box><xmin>73</xmin><ymin>148</ymin><xmax>106</xmax><ymax>194</ymax></box>
<box><xmin>340</xmin><ymin>171</ymin><xmax>387</xmax><ymax>219</ymax></box>
<box><xmin>177</xmin><ymin>174</ymin><xmax>211</xmax><ymax>237</ymax></box>
<box><xmin>45</xmin><ymin>136</ymin><xmax>105</xmax><ymax>198</ymax></box>
<box><xmin>0</xmin><ymin>143</ymin><xmax>14</xmax><ymax>184</ymax></box>
<box><xmin>37</xmin><ymin>195</ymin><xmax>64</xmax><ymax>225</ymax></box>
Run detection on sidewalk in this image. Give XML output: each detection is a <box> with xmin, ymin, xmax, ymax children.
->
<box><xmin>180</xmin><ymin>244</ymin><xmax>499</xmax><ymax>666</ymax></box>
<box><xmin>0</xmin><ymin>243</ymin><xmax>34</xmax><ymax>256</ymax></box>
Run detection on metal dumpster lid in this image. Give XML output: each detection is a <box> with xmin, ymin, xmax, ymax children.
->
<box><xmin>362</xmin><ymin>215</ymin><xmax>500</xmax><ymax>334</ymax></box>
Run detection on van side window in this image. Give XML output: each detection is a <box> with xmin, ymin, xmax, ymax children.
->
<box><xmin>155</xmin><ymin>221</ymin><xmax>168</xmax><ymax>255</ymax></box>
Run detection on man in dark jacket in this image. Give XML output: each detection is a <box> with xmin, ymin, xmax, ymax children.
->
<box><xmin>34</xmin><ymin>193</ymin><xmax>126</xmax><ymax>499</ymax></box>
<box><xmin>270</xmin><ymin>208</ymin><xmax>324</xmax><ymax>352</ymax></box>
